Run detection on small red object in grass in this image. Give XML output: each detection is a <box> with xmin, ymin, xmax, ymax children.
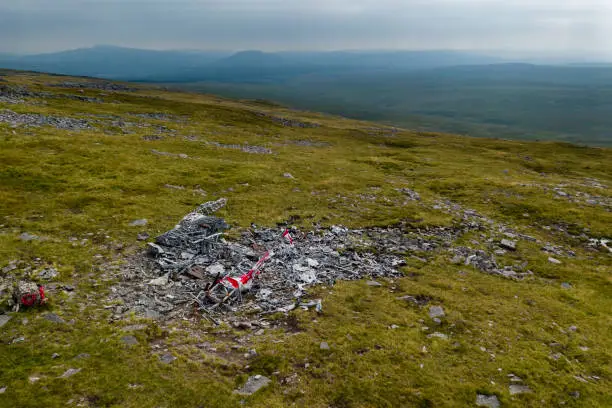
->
<box><xmin>21</xmin><ymin>293</ymin><xmax>38</xmax><ymax>307</ymax></box>
<box><xmin>19</xmin><ymin>285</ymin><xmax>46</xmax><ymax>307</ymax></box>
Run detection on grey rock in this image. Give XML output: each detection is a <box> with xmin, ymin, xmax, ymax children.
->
<box><xmin>58</xmin><ymin>368</ymin><xmax>81</xmax><ymax>378</ymax></box>
<box><xmin>51</xmin><ymin>353</ymin><xmax>60</xmax><ymax>359</ymax></box>
<box><xmin>320</xmin><ymin>341</ymin><xmax>330</xmax><ymax>350</ymax></box>
<box><xmin>121</xmin><ymin>335</ymin><xmax>138</xmax><ymax>346</ymax></box>
<box><xmin>19</xmin><ymin>232</ymin><xmax>39</xmax><ymax>241</ymax></box>
<box><xmin>428</xmin><ymin>305</ymin><xmax>445</xmax><ymax>319</ymax></box>
<box><xmin>548</xmin><ymin>257</ymin><xmax>561</xmax><ymax>265</ymax></box>
<box><xmin>144</xmin><ymin>309</ymin><xmax>161</xmax><ymax>319</ymax></box>
<box><xmin>207</xmin><ymin>141</ymin><xmax>273</xmax><ymax>155</ymax></box>
<box><xmin>561</xmin><ymin>282</ymin><xmax>572</xmax><ymax>289</ymax></box>
<box><xmin>509</xmin><ymin>384</ymin><xmax>532</xmax><ymax>395</ymax></box>
<box><xmin>137</xmin><ymin>232</ymin><xmax>150</xmax><ymax>241</ymax></box>
<box><xmin>74</xmin><ymin>353</ymin><xmax>90</xmax><ymax>360</ymax></box>
<box><xmin>366</xmin><ymin>280</ymin><xmax>382</xmax><ymax>287</ymax></box>
<box><xmin>283</xmin><ymin>172</ymin><xmax>294</xmax><ymax>179</ymax></box>
<box><xmin>500</xmin><ymin>239</ymin><xmax>517</xmax><ymax>251</ymax></box>
<box><xmin>0</xmin><ymin>109</ymin><xmax>92</xmax><ymax>130</ymax></box>
<box><xmin>37</xmin><ymin>267</ymin><xmax>59</xmax><ymax>280</ymax></box>
<box><xmin>2</xmin><ymin>263</ymin><xmax>17</xmax><ymax>273</ymax></box>
<box><xmin>0</xmin><ymin>386</ymin><xmax>5</xmax><ymax>394</ymax></box>
<box><xmin>427</xmin><ymin>332</ymin><xmax>449</xmax><ymax>340</ymax></box>
<box><xmin>396</xmin><ymin>188</ymin><xmax>421</xmax><ymax>201</ymax></box>
<box><xmin>44</xmin><ymin>313</ymin><xmax>65</xmax><ymax>324</ymax></box>
<box><xmin>476</xmin><ymin>394</ymin><xmax>500</xmax><ymax>408</ymax></box>
<box><xmin>397</xmin><ymin>295</ymin><xmax>430</xmax><ymax>307</ymax></box>
<box><xmin>130</xmin><ymin>219</ymin><xmax>148</xmax><ymax>227</ymax></box>
<box><xmin>234</xmin><ymin>375</ymin><xmax>271</xmax><ymax>395</ymax></box>
<box><xmin>159</xmin><ymin>353</ymin><xmax>176</xmax><ymax>364</ymax></box>
<box><xmin>122</xmin><ymin>324</ymin><xmax>148</xmax><ymax>332</ymax></box>
<box><xmin>450</xmin><ymin>255</ymin><xmax>464</xmax><ymax>264</ymax></box>
<box><xmin>0</xmin><ymin>315</ymin><xmax>12</xmax><ymax>328</ymax></box>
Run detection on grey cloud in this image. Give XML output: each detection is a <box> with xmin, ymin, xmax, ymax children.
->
<box><xmin>1</xmin><ymin>0</ymin><xmax>610</xmax><ymax>57</ymax></box>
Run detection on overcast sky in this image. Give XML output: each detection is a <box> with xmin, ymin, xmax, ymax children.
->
<box><xmin>1</xmin><ymin>0</ymin><xmax>611</xmax><ymax>57</ymax></box>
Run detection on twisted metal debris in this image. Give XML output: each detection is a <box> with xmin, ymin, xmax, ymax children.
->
<box><xmin>112</xmin><ymin>199</ymin><xmax>409</xmax><ymax>322</ymax></box>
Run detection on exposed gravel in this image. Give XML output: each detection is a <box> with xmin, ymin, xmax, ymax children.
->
<box><xmin>256</xmin><ymin>112</ymin><xmax>320</xmax><ymax>128</ymax></box>
<box><xmin>0</xmin><ymin>109</ymin><xmax>93</xmax><ymax>130</ymax></box>
<box><xmin>49</xmin><ymin>81</ymin><xmax>137</xmax><ymax>92</ymax></box>
<box><xmin>205</xmin><ymin>140</ymin><xmax>273</xmax><ymax>155</ymax></box>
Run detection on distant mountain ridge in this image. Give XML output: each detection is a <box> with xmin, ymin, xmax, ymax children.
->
<box><xmin>0</xmin><ymin>45</ymin><xmax>503</xmax><ymax>81</ymax></box>
<box><xmin>0</xmin><ymin>45</ymin><xmax>232</xmax><ymax>79</ymax></box>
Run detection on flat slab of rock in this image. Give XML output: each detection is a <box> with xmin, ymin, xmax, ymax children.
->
<box><xmin>19</xmin><ymin>232</ymin><xmax>39</xmax><ymax>241</ymax></box>
<box><xmin>137</xmin><ymin>232</ymin><xmax>150</xmax><ymax>241</ymax></box>
<box><xmin>548</xmin><ymin>257</ymin><xmax>562</xmax><ymax>265</ymax></box>
<box><xmin>130</xmin><ymin>219</ymin><xmax>148</xmax><ymax>227</ymax></box>
<box><xmin>500</xmin><ymin>239</ymin><xmax>517</xmax><ymax>251</ymax></box>
<box><xmin>509</xmin><ymin>384</ymin><xmax>532</xmax><ymax>395</ymax></box>
<box><xmin>320</xmin><ymin>341</ymin><xmax>330</xmax><ymax>350</ymax></box>
<box><xmin>428</xmin><ymin>305</ymin><xmax>445</xmax><ymax>319</ymax></box>
<box><xmin>58</xmin><ymin>368</ymin><xmax>81</xmax><ymax>378</ymax></box>
<box><xmin>427</xmin><ymin>332</ymin><xmax>449</xmax><ymax>340</ymax></box>
<box><xmin>159</xmin><ymin>353</ymin><xmax>176</xmax><ymax>364</ymax></box>
<box><xmin>234</xmin><ymin>375</ymin><xmax>271</xmax><ymax>395</ymax></box>
<box><xmin>38</xmin><ymin>267</ymin><xmax>59</xmax><ymax>280</ymax></box>
<box><xmin>0</xmin><ymin>315</ymin><xmax>12</xmax><ymax>328</ymax></box>
<box><xmin>366</xmin><ymin>281</ymin><xmax>382</xmax><ymax>287</ymax></box>
<box><xmin>44</xmin><ymin>313</ymin><xmax>65</xmax><ymax>324</ymax></box>
<box><xmin>121</xmin><ymin>335</ymin><xmax>138</xmax><ymax>346</ymax></box>
<box><xmin>476</xmin><ymin>394</ymin><xmax>500</xmax><ymax>408</ymax></box>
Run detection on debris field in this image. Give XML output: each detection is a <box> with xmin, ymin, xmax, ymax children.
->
<box><xmin>108</xmin><ymin>196</ymin><xmax>559</xmax><ymax>323</ymax></box>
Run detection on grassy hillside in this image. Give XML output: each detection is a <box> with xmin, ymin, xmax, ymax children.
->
<box><xmin>0</xmin><ymin>70</ymin><xmax>611</xmax><ymax>407</ymax></box>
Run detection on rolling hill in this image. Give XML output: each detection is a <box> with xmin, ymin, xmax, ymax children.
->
<box><xmin>0</xmin><ymin>70</ymin><xmax>610</xmax><ymax>407</ymax></box>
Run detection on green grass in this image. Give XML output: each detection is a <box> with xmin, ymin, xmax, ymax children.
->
<box><xmin>0</xmin><ymin>71</ymin><xmax>611</xmax><ymax>407</ymax></box>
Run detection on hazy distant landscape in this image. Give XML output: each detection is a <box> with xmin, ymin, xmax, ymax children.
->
<box><xmin>2</xmin><ymin>45</ymin><xmax>612</xmax><ymax>146</ymax></box>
